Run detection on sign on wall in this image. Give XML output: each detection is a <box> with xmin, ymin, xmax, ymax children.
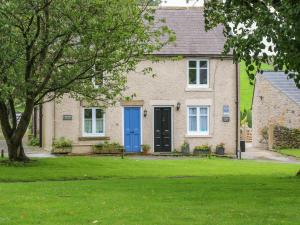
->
<box><xmin>63</xmin><ymin>115</ymin><xmax>73</xmax><ymax>121</ymax></box>
<box><xmin>222</xmin><ymin>105</ymin><xmax>230</xmax><ymax>122</ymax></box>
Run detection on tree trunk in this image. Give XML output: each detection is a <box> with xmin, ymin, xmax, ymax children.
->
<box><xmin>7</xmin><ymin>141</ymin><xmax>29</xmax><ymax>162</ymax></box>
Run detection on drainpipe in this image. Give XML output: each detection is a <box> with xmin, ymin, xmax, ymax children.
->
<box><xmin>39</xmin><ymin>104</ymin><xmax>43</xmax><ymax>148</ymax></box>
<box><xmin>235</xmin><ymin>60</ymin><xmax>241</xmax><ymax>159</ymax></box>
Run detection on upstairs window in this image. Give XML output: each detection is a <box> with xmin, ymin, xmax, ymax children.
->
<box><xmin>83</xmin><ymin>108</ymin><xmax>104</xmax><ymax>136</ymax></box>
<box><xmin>93</xmin><ymin>63</ymin><xmax>104</xmax><ymax>88</ymax></box>
<box><xmin>188</xmin><ymin>60</ymin><xmax>209</xmax><ymax>88</ymax></box>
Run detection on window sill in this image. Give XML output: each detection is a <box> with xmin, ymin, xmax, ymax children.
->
<box><xmin>185</xmin><ymin>134</ymin><xmax>212</xmax><ymax>138</ymax></box>
<box><xmin>185</xmin><ymin>87</ymin><xmax>213</xmax><ymax>92</ymax></box>
<box><xmin>78</xmin><ymin>136</ymin><xmax>110</xmax><ymax>141</ymax></box>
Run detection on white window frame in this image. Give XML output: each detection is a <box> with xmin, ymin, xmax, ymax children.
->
<box><xmin>187</xmin><ymin>59</ymin><xmax>209</xmax><ymax>88</ymax></box>
<box><xmin>187</xmin><ymin>106</ymin><xmax>210</xmax><ymax>136</ymax></box>
<box><xmin>82</xmin><ymin>107</ymin><xmax>105</xmax><ymax>137</ymax></box>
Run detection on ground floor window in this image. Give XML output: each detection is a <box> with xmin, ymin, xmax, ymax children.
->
<box><xmin>83</xmin><ymin>108</ymin><xmax>104</xmax><ymax>136</ymax></box>
<box><xmin>187</xmin><ymin>106</ymin><xmax>209</xmax><ymax>135</ymax></box>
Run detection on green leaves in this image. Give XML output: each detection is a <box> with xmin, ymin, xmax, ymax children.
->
<box><xmin>204</xmin><ymin>0</ymin><xmax>300</xmax><ymax>88</ymax></box>
<box><xmin>0</xmin><ymin>0</ymin><xmax>173</xmax><ymax>106</ymax></box>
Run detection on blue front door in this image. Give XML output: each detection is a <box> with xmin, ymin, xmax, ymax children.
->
<box><xmin>124</xmin><ymin>107</ymin><xmax>141</xmax><ymax>152</ymax></box>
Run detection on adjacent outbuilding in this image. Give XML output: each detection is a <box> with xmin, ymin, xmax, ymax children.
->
<box><xmin>252</xmin><ymin>71</ymin><xmax>300</xmax><ymax>148</ymax></box>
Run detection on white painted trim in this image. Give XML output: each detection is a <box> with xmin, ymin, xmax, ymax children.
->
<box><xmin>122</xmin><ymin>106</ymin><xmax>143</xmax><ymax>152</ymax></box>
<box><xmin>81</xmin><ymin>107</ymin><xmax>105</xmax><ymax>137</ymax></box>
<box><xmin>186</xmin><ymin>59</ymin><xmax>210</xmax><ymax>89</ymax></box>
<box><xmin>152</xmin><ymin>106</ymin><xmax>174</xmax><ymax>152</ymax></box>
<box><xmin>186</xmin><ymin>106</ymin><xmax>210</xmax><ymax>136</ymax></box>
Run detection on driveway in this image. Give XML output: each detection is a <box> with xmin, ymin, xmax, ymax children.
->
<box><xmin>0</xmin><ymin>140</ymin><xmax>55</xmax><ymax>158</ymax></box>
<box><xmin>242</xmin><ymin>143</ymin><xmax>300</xmax><ymax>164</ymax></box>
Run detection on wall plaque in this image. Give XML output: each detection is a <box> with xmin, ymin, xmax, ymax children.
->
<box><xmin>63</xmin><ymin>115</ymin><xmax>73</xmax><ymax>121</ymax></box>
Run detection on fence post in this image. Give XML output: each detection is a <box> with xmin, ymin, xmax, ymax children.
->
<box><xmin>268</xmin><ymin>124</ymin><xmax>274</xmax><ymax>150</ymax></box>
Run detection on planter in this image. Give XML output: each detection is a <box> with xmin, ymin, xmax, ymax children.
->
<box><xmin>181</xmin><ymin>146</ymin><xmax>190</xmax><ymax>155</ymax></box>
<box><xmin>181</xmin><ymin>142</ymin><xmax>190</xmax><ymax>155</ymax></box>
<box><xmin>216</xmin><ymin>147</ymin><xmax>225</xmax><ymax>155</ymax></box>
<box><xmin>52</xmin><ymin>147</ymin><xmax>72</xmax><ymax>154</ymax></box>
<box><xmin>142</xmin><ymin>149</ymin><xmax>150</xmax><ymax>155</ymax></box>
<box><xmin>92</xmin><ymin>146</ymin><xmax>123</xmax><ymax>154</ymax></box>
<box><xmin>193</xmin><ymin>149</ymin><xmax>210</xmax><ymax>156</ymax></box>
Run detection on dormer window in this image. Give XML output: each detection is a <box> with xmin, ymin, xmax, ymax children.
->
<box><xmin>188</xmin><ymin>59</ymin><xmax>209</xmax><ymax>88</ymax></box>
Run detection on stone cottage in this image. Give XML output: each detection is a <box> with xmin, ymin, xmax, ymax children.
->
<box><xmin>252</xmin><ymin>71</ymin><xmax>300</xmax><ymax>148</ymax></box>
<box><xmin>33</xmin><ymin>7</ymin><xmax>240</xmax><ymax>155</ymax></box>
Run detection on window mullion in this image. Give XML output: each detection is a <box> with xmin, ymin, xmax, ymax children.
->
<box><xmin>196</xmin><ymin>61</ymin><xmax>199</xmax><ymax>85</ymax></box>
<box><xmin>92</xmin><ymin>108</ymin><xmax>96</xmax><ymax>135</ymax></box>
<box><xmin>197</xmin><ymin>107</ymin><xmax>200</xmax><ymax>133</ymax></box>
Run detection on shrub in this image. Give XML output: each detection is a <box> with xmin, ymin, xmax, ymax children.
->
<box><xmin>141</xmin><ymin>144</ymin><xmax>151</xmax><ymax>154</ymax></box>
<box><xmin>260</xmin><ymin>126</ymin><xmax>268</xmax><ymax>143</ymax></box>
<box><xmin>29</xmin><ymin>137</ymin><xmax>40</xmax><ymax>146</ymax></box>
<box><xmin>53</xmin><ymin>137</ymin><xmax>72</xmax><ymax>148</ymax></box>
<box><xmin>216</xmin><ymin>143</ymin><xmax>225</xmax><ymax>148</ymax></box>
<box><xmin>194</xmin><ymin>145</ymin><xmax>210</xmax><ymax>151</ymax></box>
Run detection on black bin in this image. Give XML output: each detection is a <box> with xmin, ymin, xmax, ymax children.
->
<box><xmin>240</xmin><ymin>141</ymin><xmax>246</xmax><ymax>152</ymax></box>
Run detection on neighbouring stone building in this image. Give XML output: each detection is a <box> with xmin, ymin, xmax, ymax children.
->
<box><xmin>252</xmin><ymin>71</ymin><xmax>300</xmax><ymax>148</ymax></box>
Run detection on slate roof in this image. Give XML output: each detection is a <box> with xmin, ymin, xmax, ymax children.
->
<box><xmin>154</xmin><ymin>7</ymin><xmax>228</xmax><ymax>56</ymax></box>
<box><xmin>261</xmin><ymin>71</ymin><xmax>300</xmax><ymax>106</ymax></box>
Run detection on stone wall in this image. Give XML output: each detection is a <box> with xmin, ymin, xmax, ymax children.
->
<box><xmin>272</xmin><ymin>125</ymin><xmax>300</xmax><ymax>149</ymax></box>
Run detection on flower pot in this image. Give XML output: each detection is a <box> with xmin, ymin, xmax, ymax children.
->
<box><xmin>216</xmin><ymin>147</ymin><xmax>225</xmax><ymax>155</ymax></box>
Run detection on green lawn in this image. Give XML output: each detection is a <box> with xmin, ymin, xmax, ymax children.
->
<box><xmin>240</xmin><ymin>61</ymin><xmax>274</xmax><ymax>111</ymax></box>
<box><xmin>0</xmin><ymin>157</ymin><xmax>299</xmax><ymax>225</ymax></box>
<box><xmin>279</xmin><ymin>149</ymin><xmax>300</xmax><ymax>158</ymax></box>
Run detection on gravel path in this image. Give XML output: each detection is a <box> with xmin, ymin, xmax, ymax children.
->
<box><xmin>0</xmin><ymin>140</ymin><xmax>55</xmax><ymax>158</ymax></box>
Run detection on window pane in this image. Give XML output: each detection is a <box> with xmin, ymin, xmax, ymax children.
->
<box><xmin>200</xmin><ymin>61</ymin><xmax>207</xmax><ymax>68</ymax></box>
<box><xmin>84</xmin><ymin>109</ymin><xmax>92</xmax><ymax>133</ymax></box>
<box><xmin>200</xmin><ymin>69</ymin><xmax>207</xmax><ymax>84</ymax></box>
<box><xmin>189</xmin><ymin>108</ymin><xmax>197</xmax><ymax>115</ymax></box>
<box><xmin>189</xmin><ymin>115</ymin><xmax>197</xmax><ymax>131</ymax></box>
<box><xmin>200</xmin><ymin>107</ymin><xmax>208</xmax><ymax>115</ymax></box>
<box><xmin>95</xmin><ymin>109</ymin><xmax>104</xmax><ymax>133</ymax></box>
<box><xmin>189</xmin><ymin>69</ymin><xmax>197</xmax><ymax>84</ymax></box>
<box><xmin>96</xmin><ymin>109</ymin><xmax>103</xmax><ymax>119</ymax></box>
<box><xmin>189</xmin><ymin>108</ymin><xmax>197</xmax><ymax>132</ymax></box>
<box><xmin>189</xmin><ymin>61</ymin><xmax>197</xmax><ymax>68</ymax></box>
<box><xmin>94</xmin><ymin>74</ymin><xmax>103</xmax><ymax>86</ymax></box>
<box><xmin>200</xmin><ymin>116</ymin><xmax>208</xmax><ymax>132</ymax></box>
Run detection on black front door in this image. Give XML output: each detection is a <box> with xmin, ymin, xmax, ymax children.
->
<box><xmin>154</xmin><ymin>107</ymin><xmax>171</xmax><ymax>152</ymax></box>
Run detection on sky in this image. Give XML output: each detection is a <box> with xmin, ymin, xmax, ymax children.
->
<box><xmin>161</xmin><ymin>0</ymin><xmax>203</xmax><ymax>7</ymax></box>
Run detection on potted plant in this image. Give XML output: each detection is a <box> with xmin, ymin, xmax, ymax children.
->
<box><xmin>52</xmin><ymin>137</ymin><xmax>72</xmax><ymax>154</ymax></box>
<box><xmin>193</xmin><ymin>145</ymin><xmax>211</xmax><ymax>156</ymax></box>
<box><xmin>216</xmin><ymin>143</ymin><xmax>225</xmax><ymax>155</ymax></box>
<box><xmin>141</xmin><ymin>144</ymin><xmax>151</xmax><ymax>155</ymax></box>
<box><xmin>181</xmin><ymin>141</ymin><xmax>190</xmax><ymax>155</ymax></box>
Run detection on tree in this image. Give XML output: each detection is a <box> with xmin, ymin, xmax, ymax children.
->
<box><xmin>0</xmin><ymin>0</ymin><xmax>174</xmax><ymax>161</ymax></box>
<box><xmin>204</xmin><ymin>0</ymin><xmax>300</xmax><ymax>87</ymax></box>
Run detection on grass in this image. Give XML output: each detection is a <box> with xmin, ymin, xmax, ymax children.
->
<box><xmin>0</xmin><ymin>157</ymin><xmax>299</xmax><ymax>225</ymax></box>
<box><xmin>240</xmin><ymin>61</ymin><xmax>274</xmax><ymax>111</ymax></box>
<box><xmin>278</xmin><ymin>149</ymin><xmax>300</xmax><ymax>158</ymax></box>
